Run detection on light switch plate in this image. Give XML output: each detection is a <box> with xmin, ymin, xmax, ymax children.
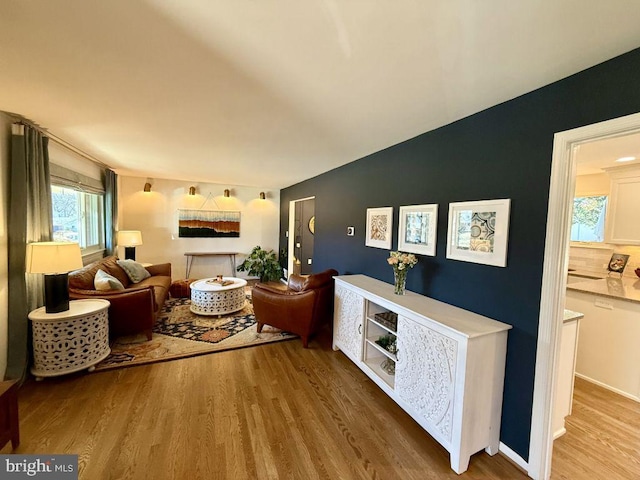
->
<box><xmin>347</xmin><ymin>226</ymin><xmax>355</xmax><ymax>236</ymax></box>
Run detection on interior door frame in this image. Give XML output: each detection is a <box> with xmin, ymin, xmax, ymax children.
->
<box><xmin>287</xmin><ymin>196</ymin><xmax>315</xmax><ymax>277</ymax></box>
<box><xmin>528</xmin><ymin>111</ymin><xmax>640</xmax><ymax>479</ymax></box>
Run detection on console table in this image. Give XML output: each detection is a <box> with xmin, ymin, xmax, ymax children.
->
<box><xmin>184</xmin><ymin>252</ymin><xmax>239</xmax><ymax>278</ymax></box>
<box><xmin>332</xmin><ymin>275</ymin><xmax>511</xmax><ymax>474</ymax></box>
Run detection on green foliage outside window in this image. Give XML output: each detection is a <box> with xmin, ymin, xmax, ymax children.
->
<box><xmin>571</xmin><ymin>196</ymin><xmax>607</xmax><ymax>242</ymax></box>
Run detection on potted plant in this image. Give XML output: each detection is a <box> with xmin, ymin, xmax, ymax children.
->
<box><xmin>238</xmin><ymin>246</ymin><xmax>283</xmax><ymax>283</ymax></box>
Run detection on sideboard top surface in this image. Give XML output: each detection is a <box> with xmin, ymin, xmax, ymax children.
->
<box><xmin>334</xmin><ymin>275</ymin><xmax>512</xmax><ymax>338</ymax></box>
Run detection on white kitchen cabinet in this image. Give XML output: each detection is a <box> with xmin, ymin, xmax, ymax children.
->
<box><xmin>604</xmin><ymin>164</ymin><xmax>640</xmax><ymax>245</ymax></box>
<box><xmin>332</xmin><ymin>275</ymin><xmax>511</xmax><ymax>474</ymax></box>
<box><xmin>552</xmin><ymin>310</ymin><xmax>583</xmax><ymax>439</ymax></box>
<box><xmin>565</xmin><ymin>286</ymin><xmax>640</xmax><ymax>400</ymax></box>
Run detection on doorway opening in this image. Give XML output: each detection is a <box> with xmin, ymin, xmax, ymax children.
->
<box><xmin>528</xmin><ymin>112</ymin><xmax>640</xmax><ymax>480</ymax></box>
<box><xmin>287</xmin><ymin>196</ymin><xmax>315</xmax><ymax>277</ymax></box>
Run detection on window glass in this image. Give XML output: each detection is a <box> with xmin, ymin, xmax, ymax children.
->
<box><xmin>51</xmin><ymin>185</ymin><xmax>105</xmax><ymax>254</ymax></box>
<box><xmin>571</xmin><ymin>195</ymin><xmax>607</xmax><ymax>242</ymax></box>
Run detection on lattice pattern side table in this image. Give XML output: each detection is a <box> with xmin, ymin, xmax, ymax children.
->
<box><xmin>190</xmin><ymin>277</ymin><xmax>247</xmax><ymax>316</ymax></box>
<box><xmin>29</xmin><ymin>299</ymin><xmax>111</xmax><ymax>380</ymax></box>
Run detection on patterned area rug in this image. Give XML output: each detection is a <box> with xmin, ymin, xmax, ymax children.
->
<box><xmin>94</xmin><ymin>294</ymin><xmax>295</xmax><ymax>371</ymax></box>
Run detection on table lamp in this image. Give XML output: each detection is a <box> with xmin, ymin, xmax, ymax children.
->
<box><xmin>25</xmin><ymin>242</ymin><xmax>83</xmax><ymax>313</ymax></box>
<box><xmin>117</xmin><ymin>230</ymin><xmax>143</xmax><ymax>260</ymax></box>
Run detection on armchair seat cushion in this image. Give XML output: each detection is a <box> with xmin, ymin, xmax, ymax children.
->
<box><xmin>252</xmin><ymin>269</ymin><xmax>338</xmax><ymax>348</ymax></box>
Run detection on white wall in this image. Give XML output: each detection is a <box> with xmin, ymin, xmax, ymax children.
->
<box><xmin>0</xmin><ymin>113</ymin><xmax>13</xmax><ymax>378</ymax></box>
<box><xmin>574</xmin><ymin>172</ymin><xmax>609</xmax><ymax>196</ymax></box>
<box><xmin>118</xmin><ymin>176</ymin><xmax>280</xmax><ymax>280</ymax></box>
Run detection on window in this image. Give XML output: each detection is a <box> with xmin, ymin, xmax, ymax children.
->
<box><xmin>571</xmin><ymin>195</ymin><xmax>607</xmax><ymax>242</ymax></box>
<box><xmin>51</xmin><ymin>185</ymin><xmax>105</xmax><ymax>254</ymax></box>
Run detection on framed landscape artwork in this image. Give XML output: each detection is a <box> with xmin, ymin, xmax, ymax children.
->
<box><xmin>398</xmin><ymin>204</ymin><xmax>438</xmax><ymax>256</ymax></box>
<box><xmin>446</xmin><ymin>199</ymin><xmax>511</xmax><ymax>267</ymax></box>
<box><xmin>365</xmin><ymin>207</ymin><xmax>393</xmax><ymax>249</ymax></box>
<box><xmin>178</xmin><ymin>209</ymin><xmax>241</xmax><ymax>238</ymax></box>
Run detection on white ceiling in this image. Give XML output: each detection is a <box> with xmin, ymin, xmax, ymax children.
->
<box><xmin>1</xmin><ymin>1</ymin><xmax>640</xmax><ymax>188</ymax></box>
<box><xmin>575</xmin><ymin>131</ymin><xmax>640</xmax><ymax>175</ymax></box>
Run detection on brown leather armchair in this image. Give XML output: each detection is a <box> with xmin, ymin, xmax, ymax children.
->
<box><xmin>252</xmin><ymin>269</ymin><xmax>338</xmax><ymax>348</ymax></box>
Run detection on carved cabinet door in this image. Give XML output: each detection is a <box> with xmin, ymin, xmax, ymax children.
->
<box><xmin>333</xmin><ymin>284</ymin><xmax>364</xmax><ymax>361</ymax></box>
<box><xmin>395</xmin><ymin>316</ymin><xmax>458</xmax><ymax>443</ymax></box>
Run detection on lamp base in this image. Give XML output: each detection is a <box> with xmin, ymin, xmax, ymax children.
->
<box><xmin>124</xmin><ymin>246</ymin><xmax>136</xmax><ymax>261</ymax></box>
<box><xmin>44</xmin><ymin>273</ymin><xmax>70</xmax><ymax>313</ymax></box>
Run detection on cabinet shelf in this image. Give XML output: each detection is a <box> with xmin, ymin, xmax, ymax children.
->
<box><xmin>365</xmin><ymin>337</ymin><xmax>397</xmax><ymax>362</ymax></box>
<box><xmin>364</xmin><ymin>357</ymin><xmax>395</xmax><ymax>388</ymax></box>
<box><xmin>366</xmin><ymin>315</ymin><xmax>397</xmax><ymax>335</ymax></box>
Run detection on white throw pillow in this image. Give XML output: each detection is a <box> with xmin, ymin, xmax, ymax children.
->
<box><xmin>94</xmin><ymin>268</ymin><xmax>125</xmax><ymax>291</ymax></box>
<box><xmin>117</xmin><ymin>259</ymin><xmax>151</xmax><ymax>283</ymax></box>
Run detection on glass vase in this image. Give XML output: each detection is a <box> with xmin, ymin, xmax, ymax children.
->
<box><xmin>393</xmin><ymin>269</ymin><xmax>407</xmax><ymax>295</ymax></box>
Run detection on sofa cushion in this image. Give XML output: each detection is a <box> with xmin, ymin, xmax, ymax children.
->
<box><xmin>94</xmin><ymin>269</ymin><xmax>125</xmax><ymax>291</ymax></box>
<box><xmin>98</xmin><ymin>256</ymin><xmax>131</xmax><ymax>288</ymax></box>
<box><xmin>69</xmin><ymin>262</ymin><xmax>101</xmax><ymax>290</ymax></box>
<box><xmin>117</xmin><ymin>259</ymin><xmax>151</xmax><ymax>283</ymax></box>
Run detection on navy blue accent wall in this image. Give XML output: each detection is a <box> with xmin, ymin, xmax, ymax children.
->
<box><xmin>280</xmin><ymin>47</ymin><xmax>640</xmax><ymax>460</ymax></box>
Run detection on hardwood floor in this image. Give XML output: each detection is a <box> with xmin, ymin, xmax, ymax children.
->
<box><xmin>552</xmin><ymin>377</ymin><xmax>640</xmax><ymax>480</ymax></box>
<box><xmin>6</xmin><ymin>326</ymin><xmax>527</xmax><ymax>480</ymax></box>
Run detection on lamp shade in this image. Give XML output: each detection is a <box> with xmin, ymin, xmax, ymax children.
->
<box><xmin>117</xmin><ymin>230</ymin><xmax>143</xmax><ymax>246</ymax></box>
<box><xmin>25</xmin><ymin>242</ymin><xmax>83</xmax><ymax>274</ymax></box>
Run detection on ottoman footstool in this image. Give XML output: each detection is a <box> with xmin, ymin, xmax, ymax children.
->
<box><xmin>169</xmin><ymin>279</ymin><xmax>197</xmax><ymax>298</ymax></box>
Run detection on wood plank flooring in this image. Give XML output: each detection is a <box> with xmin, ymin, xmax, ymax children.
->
<box><xmin>552</xmin><ymin>377</ymin><xmax>640</xmax><ymax>480</ymax></box>
<box><xmin>6</xmin><ymin>326</ymin><xmax>527</xmax><ymax>480</ymax></box>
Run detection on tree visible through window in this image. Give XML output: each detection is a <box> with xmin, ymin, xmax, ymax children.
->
<box><xmin>52</xmin><ymin>185</ymin><xmax>105</xmax><ymax>253</ymax></box>
<box><xmin>571</xmin><ymin>196</ymin><xmax>607</xmax><ymax>242</ymax></box>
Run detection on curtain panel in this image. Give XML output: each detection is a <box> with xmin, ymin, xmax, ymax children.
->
<box><xmin>6</xmin><ymin>123</ymin><xmax>53</xmax><ymax>381</ymax></box>
<box><xmin>104</xmin><ymin>168</ymin><xmax>118</xmax><ymax>256</ymax></box>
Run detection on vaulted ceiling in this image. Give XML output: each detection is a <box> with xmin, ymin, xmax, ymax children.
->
<box><xmin>1</xmin><ymin>1</ymin><xmax>640</xmax><ymax>188</ymax></box>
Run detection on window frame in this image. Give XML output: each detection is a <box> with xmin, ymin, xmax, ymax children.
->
<box><xmin>51</xmin><ymin>183</ymin><xmax>106</xmax><ymax>257</ymax></box>
<box><xmin>569</xmin><ymin>194</ymin><xmax>608</xmax><ymax>244</ymax></box>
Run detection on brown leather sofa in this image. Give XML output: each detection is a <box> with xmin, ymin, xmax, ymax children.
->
<box><xmin>251</xmin><ymin>269</ymin><xmax>338</xmax><ymax>348</ymax></box>
<box><xmin>68</xmin><ymin>256</ymin><xmax>171</xmax><ymax>340</ymax></box>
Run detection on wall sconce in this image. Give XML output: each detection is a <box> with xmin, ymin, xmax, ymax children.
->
<box><xmin>224</xmin><ymin>189</ymin><xmax>230</xmax><ymax>197</ymax></box>
<box><xmin>188</xmin><ymin>186</ymin><xmax>196</xmax><ymax>196</ymax></box>
<box><xmin>259</xmin><ymin>192</ymin><xmax>266</xmax><ymax>200</ymax></box>
<box><xmin>143</xmin><ymin>182</ymin><xmax>152</xmax><ymax>192</ymax></box>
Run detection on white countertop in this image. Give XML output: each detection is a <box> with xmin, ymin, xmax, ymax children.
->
<box><xmin>563</xmin><ymin>309</ymin><xmax>584</xmax><ymax>323</ymax></box>
<box><xmin>566</xmin><ymin>276</ymin><xmax>640</xmax><ymax>304</ymax></box>
<box><xmin>567</xmin><ymin>269</ymin><xmax>607</xmax><ymax>279</ymax></box>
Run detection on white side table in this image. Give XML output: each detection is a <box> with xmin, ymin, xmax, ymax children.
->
<box><xmin>29</xmin><ymin>299</ymin><xmax>111</xmax><ymax>380</ymax></box>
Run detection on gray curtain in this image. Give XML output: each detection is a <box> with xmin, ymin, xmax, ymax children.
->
<box><xmin>104</xmin><ymin>168</ymin><xmax>118</xmax><ymax>256</ymax></box>
<box><xmin>6</xmin><ymin>123</ymin><xmax>52</xmax><ymax>381</ymax></box>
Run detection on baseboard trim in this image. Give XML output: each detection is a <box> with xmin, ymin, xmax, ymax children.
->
<box><xmin>575</xmin><ymin>373</ymin><xmax>640</xmax><ymax>403</ymax></box>
<box><xmin>553</xmin><ymin>427</ymin><xmax>567</xmax><ymax>440</ymax></box>
<box><xmin>499</xmin><ymin>442</ymin><xmax>528</xmax><ymax>473</ymax></box>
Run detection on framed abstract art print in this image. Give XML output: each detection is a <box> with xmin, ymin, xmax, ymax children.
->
<box><xmin>446</xmin><ymin>199</ymin><xmax>511</xmax><ymax>267</ymax></box>
<box><xmin>365</xmin><ymin>207</ymin><xmax>393</xmax><ymax>249</ymax></box>
<box><xmin>397</xmin><ymin>204</ymin><xmax>438</xmax><ymax>256</ymax></box>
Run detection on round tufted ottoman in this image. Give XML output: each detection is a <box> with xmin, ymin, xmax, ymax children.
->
<box><xmin>169</xmin><ymin>278</ymin><xmax>197</xmax><ymax>298</ymax></box>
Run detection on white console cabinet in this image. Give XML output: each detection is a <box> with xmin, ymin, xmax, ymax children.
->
<box><xmin>332</xmin><ymin>275</ymin><xmax>511</xmax><ymax>474</ymax></box>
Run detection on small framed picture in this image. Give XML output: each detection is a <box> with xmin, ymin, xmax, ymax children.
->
<box><xmin>398</xmin><ymin>204</ymin><xmax>438</xmax><ymax>256</ymax></box>
<box><xmin>446</xmin><ymin>199</ymin><xmax>511</xmax><ymax>267</ymax></box>
<box><xmin>607</xmin><ymin>253</ymin><xmax>630</xmax><ymax>274</ymax></box>
<box><xmin>365</xmin><ymin>207</ymin><xmax>393</xmax><ymax>249</ymax></box>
